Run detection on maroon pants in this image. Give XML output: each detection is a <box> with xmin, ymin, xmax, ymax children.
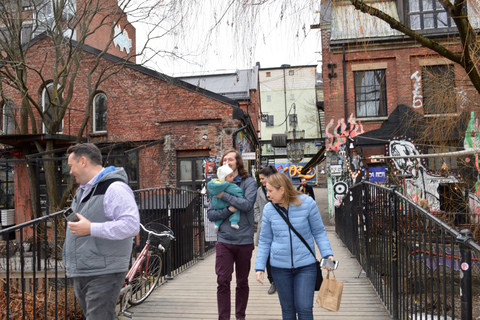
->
<box><xmin>215</xmin><ymin>242</ymin><xmax>254</xmax><ymax>320</ymax></box>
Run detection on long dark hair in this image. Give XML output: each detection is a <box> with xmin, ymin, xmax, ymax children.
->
<box><xmin>259</xmin><ymin>165</ymin><xmax>277</xmax><ymax>177</ymax></box>
<box><xmin>219</xmin><ymin>149</ymin><xmax>250</xmax><ymax>178</ymax></box>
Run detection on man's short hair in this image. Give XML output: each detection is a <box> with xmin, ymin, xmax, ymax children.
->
<box><xmin>300</xmin><ymin>178</ymin><xmax>307</xmax><ymax>182</ymax></box>
<box><xmin>66</xmin><ymin>143</ymin><xmax>103</xmax><ymax>166</ymax></box>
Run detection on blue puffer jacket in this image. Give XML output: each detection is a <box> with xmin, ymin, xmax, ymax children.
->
<box><xmin>255</xmin><ymin>195</ymin><xmax>333</xmax><ymax>271</ymax></box>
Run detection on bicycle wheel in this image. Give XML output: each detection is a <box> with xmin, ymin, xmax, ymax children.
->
<box><xmin>128</xmin><ymin>252</ymin><xmax>163</xmax><ymax>305</ymax></box>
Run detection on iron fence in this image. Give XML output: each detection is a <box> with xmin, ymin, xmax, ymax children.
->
<box><xmin>337</xmin><ymin>181</ymin><xmax>480</xmax><ymax>320</ymax></box>
<box><xmin>0</xmin><ymin>186</ymin><xmax>213</xmax><ymax>319</ymax></box>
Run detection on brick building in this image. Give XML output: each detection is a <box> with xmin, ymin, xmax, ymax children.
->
<box><xmin>0</xmin><ymin>2</ymin><xmax>258</xmax><ymax>222</ymax></box>
<box><xmin>320</xmin><ymin>0</ymin><xmax>480</xmax><ymax>217</ymax></box>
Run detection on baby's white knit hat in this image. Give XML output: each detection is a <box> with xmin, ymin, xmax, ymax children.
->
<box><xmin>217</xmin><ymin>164</ymin><xmax>233</xmax><ymax>182</ymax></box>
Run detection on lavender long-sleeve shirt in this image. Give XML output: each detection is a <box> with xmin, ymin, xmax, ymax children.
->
<box><xmin>79</xmin><ymin>168</ymin><xmax>140</xmax><ymax>240</ymax></box>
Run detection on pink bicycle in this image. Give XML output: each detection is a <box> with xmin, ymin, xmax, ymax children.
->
<box><xmin>118</xmin><ymin>222</ymin><xmax>175</xmax><ymax>318</ymax></box>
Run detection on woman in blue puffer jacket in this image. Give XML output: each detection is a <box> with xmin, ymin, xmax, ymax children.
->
<box><xmin>255</xmin><ymin>173</ymin><xmax>334</xmax><ymax>320</ymax></box>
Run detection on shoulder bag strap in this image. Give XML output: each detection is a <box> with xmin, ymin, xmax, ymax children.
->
<box><xmin>272</xmin><ymin>204</ymin><xmax>316</xmax><ymax>259</ymax></box>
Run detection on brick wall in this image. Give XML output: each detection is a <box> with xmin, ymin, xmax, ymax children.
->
<box><xmin>3</xmin><ymin>36</ymin><xmax>253</xmax><ymax>219</ymax></box>
<box><xmin>321</xmin><ymin>31</ymin><xmax>480</xmax><ymax>134</ymax></box>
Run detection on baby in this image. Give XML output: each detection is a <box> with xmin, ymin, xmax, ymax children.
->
<box><xmin>207</xmin><ymin>164</ymin><xmax>245</xmax><ymax>231</ymax></box>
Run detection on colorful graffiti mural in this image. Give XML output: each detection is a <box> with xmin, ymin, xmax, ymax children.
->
<box><xmin>275</xmin><ymin>163</ymin><xmax>317</xmax><ymax>184</ymax></box>
<box><xmin>326</xmin><ymin>114</ymin><xmax>364</xmax><ymax>152</ymax></box>
<box><xmin>236</xmin><ymin>131</ymin><xmax>252</xmax><ymax>153</ymax></box>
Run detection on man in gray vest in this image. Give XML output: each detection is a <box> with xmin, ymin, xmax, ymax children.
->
<box><xmin>63</xmin><ymin>143</ymin><xmax>139</xmax><ymax>319</ymax></box>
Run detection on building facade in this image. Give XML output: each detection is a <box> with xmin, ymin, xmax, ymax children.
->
<box><xmin>258</xmin><ymin>64</ymin><xmax>325</xmax><ymax>186</ymax></box>
<box><xmin>0</xmin><ymin>2</ymin><xmax>258</xmax><ymax>224</ymax></box>
<box><xmin>320</xmin><ymin>0</ymin><xmax>480</xmax><ymax>220</ymax></box>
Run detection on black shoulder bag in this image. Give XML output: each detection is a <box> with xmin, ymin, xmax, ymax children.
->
<box><xmin>272</xmin><ymin>204</ymin><xmax>323</xmax><ymax>290</ymax></box>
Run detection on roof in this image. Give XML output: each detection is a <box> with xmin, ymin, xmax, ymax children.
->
<box><xmin>355</xmin><ymin>104</ymin><xmax>468</xmax><ymax>147</ymax></box>
<box><xmin>331</xmin><ymin>2</ymin><xmax>404</xmax><ymax>41</ymax></box>
<box><xmin>259</xmin><ymin>64</ymin><xmax>317</xmax><ymax>71</ymax></box>
<box><xmin>355</xmin><ymin>104</ymin><xmax>425</xmax><ymax>146</ymax></box>
<box><xmin>29</xmin><ymin>33</ymin><xmax>241</xmax><ymax>109</ymax></box>
<box><xmin>177</xmin><ymin>67</ymin><xmax>259</xmax><ymax>101</ymax></box>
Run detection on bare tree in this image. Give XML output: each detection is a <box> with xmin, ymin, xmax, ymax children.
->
<box><xmin>0</xmin><ymin>0</ymin><xmax>193</xmax><ymax>217</ymax></box>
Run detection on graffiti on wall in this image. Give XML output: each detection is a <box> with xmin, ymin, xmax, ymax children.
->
<box><xmin>464</xmin><ymin>111</ymin><xmax>480</xmax><ymax>223</ymax></box>
<box><xmin>326</xmin><ymin>114</ymin><xmax>364</xmax><ymax>152</ymax></box>
<box><xmin>236</xmin><ymin>131</ymin><xmax>251</xmax><ymax>153</ymax></box>
<box><xmin>411</xmin><ymin>71</ymin><xmax>423</xmax><ymax>109</ymax></box>
<box><xmin>333</xmin><ymin>181</ymin><xmax>348</xmax><ymax>208</ymax></box>
<box><xmin>276</xmin><ymin>163</ymin><xmax>317</xmax><ymax>183</ymax></box>
<box><xmin>388</xmin><ymin>139</ymin><xmax>458</xmax><ymax>212</ymax></box>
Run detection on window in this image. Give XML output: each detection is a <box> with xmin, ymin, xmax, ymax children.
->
<box><xmin>422</xmin><ymin>65</ymin><xmax>456</xmax><ymax>114</ymax></box>
<box><xmin>289</xmin><ymin>114</ymin><xmax>298</xmax><ymax>126</ymax></box>
<box><xmin>289</xmin><ymin>70</ymin><xmax>295</xmax><ymax>76</ymax></box>
<box><xmin>266</xmin><ymin>95</ymin><xmax>272</xmax><ymax>102</ymax></box>
<box><xmin>93</xmin><ymin>93</ymin><xmax>107</xmax><ymax>132</ymax></box>
<box><xmin>266</xmin><ymin>115</ymin><xmax>274</xmax><ymax>127</ymax></box>
<box><xmin>266</xmin><ymin>72</ymin><xmax>271</xmax><ymax>77</ymax></box>
<box><xmin>408</xmin><ymin>0</ymin><xmax>452</xmax><ymax>30</ymax></box>
<box><xmin>354</xmin><ymin>69</ymin><xmax>387</xmax><ymax>118</ymax></box>
<box><xmin>42</xmin><ymin>83</ymin><xmax>63</xmax><ymax>133</ymax></box>
<box><xmin>1</xmin><ymin>100</ymin><xmax>14</xmax><ymax>134</ymax></box>
<box><xmin>177</xmin><ymin>158</ymin><xmax>203</xmax><ymax>191</ymax></box>
<box><xmin>0</xmin><ymin>162</ymin><xmax>14</xmax><ymax>210</ymax></box>
<box><xmin>427</xmin><ymin>146</ymin><xmax>457</xmax><ymax>170</ymax></box>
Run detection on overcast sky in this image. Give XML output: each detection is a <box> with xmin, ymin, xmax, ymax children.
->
<box><xmin>133</xmin><ymin>1</ymin><xmax>322</xmax><ymax>76</ymax></box>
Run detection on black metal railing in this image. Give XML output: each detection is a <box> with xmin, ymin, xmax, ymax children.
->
<box><xmin>0</xmin><ymin>186</ymin><xmax>214</xmax><ymax>319</ymax></box>
<box><xmin>337</xmin><ymin>181</ymin><xmax>480</xmax><ymax>320</ymax></box>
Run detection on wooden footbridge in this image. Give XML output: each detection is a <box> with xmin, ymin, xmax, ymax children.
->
<box><xmin>119</xmin><ymin>225</ymin><xmax>391</xmax><ymax>320</ymax></box>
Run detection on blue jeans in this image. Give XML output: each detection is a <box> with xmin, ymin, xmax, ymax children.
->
<box><xmin>271</xmin><ymin>262</ymin><xmax>317</xmax><ymax>320</ymax></box>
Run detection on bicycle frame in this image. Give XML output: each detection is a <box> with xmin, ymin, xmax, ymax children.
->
<box><xmin>126</xmin><ymin>242</ymin><xmax>150</xmax><ymax>283</ymax></box>
<box><xmin>119</xmin><ymin>226</ymin><xmax>170</xmax><ymax>318</ymax></box>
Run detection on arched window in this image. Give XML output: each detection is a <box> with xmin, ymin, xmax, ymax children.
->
<box><xmin>93</xmin><ymin>93</ymin><xmax>107</xmax><ymax>132</ymax></box>
<box><xmin>1</xmin><ymin>100</ymin><xmax>15</xmax><ymax>134</ymax></box>
<box><xmin>42</xmin><ymin>83</ymin><xmax>63</xmax><ymax>133</ymax></box>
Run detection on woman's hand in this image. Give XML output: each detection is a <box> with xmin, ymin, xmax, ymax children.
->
<box><xmin>324</xmin><ymin>256</ymin><xmax>335</xmax><ymax>271</ymax></box>
<box><xmin>256</xmin><ymin>271</ymin><xmax>264</xmax><ymax>285</ymax></box>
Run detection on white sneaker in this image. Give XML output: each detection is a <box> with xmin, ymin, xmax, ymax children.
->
<box><xmin>231</xmin><ymin>224</ymin><xmax>239</xmax><ymax>229</ymax></box>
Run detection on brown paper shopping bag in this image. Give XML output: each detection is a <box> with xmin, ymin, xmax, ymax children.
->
<box><xmin>316</xmin><ymin>270</ymin><xmax>344</xmax><ymax>311</ymax></box>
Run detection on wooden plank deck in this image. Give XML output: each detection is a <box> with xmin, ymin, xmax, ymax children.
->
<box><xmin>120</xmin><ymin>226</ymin><xmax>392</xmax><ymax>320</ymax></box>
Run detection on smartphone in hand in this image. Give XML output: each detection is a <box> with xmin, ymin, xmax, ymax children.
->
<box><xmin>320</xmin><ymin>258</ymin><xmax>339</xmax><ymax>269</ymax></box>
<box><xmin>63</xmin><ymin>208</ymin><xmax>79</xmax><ymax>222</ymax></box>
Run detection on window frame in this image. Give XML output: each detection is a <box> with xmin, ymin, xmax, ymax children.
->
<box><xmin>266</xmin><ymin>115</ymin><xmax>274</xmax><ymax>127</ymax></box>
<box><xmin>1</xmin><ymin>100</ymin><xmax>15</xmax><ymax>134</ymax></box>
<box><xmin>407</xmin><ymin>0</ymin><xmax>454</xmax><ymax>32</ymax></box>
<box><xmin>422</xmin><ymin>64</ymin><xmax>456</xmax><ymax>115</ymax></box>
<box><xmin>177</xmin><ymin>157</ymin><xmax>204</xmax><ymax>191</ymax></box>
<box><xmin>93</xmin><ymin>92</ymin><xmax>107</xmax><ymax>133</ymax></box>
<box><xmin>42</xmin><ymin>83</ymin><xmax>63</xmax><ymax>134</ymax></box>
<box><xmin>353</xmin><ymin>69</ymin><xmax>388</xmax><ymax>119</ymax></box>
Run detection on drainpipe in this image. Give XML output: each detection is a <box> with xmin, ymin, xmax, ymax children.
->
<box><xmin>342</xmin><ymin>44</ymin><xmax>348</xmax><ymax>124</ymax></box>
<box><xmin>342</xmin><ymin>44</ymin><xmax>350</xmax><ymax>160</ymax></box>
<box><xmin>282</xmin><ymin>64</ymin><xmax>290</xmax><ymax>134</ymax></box>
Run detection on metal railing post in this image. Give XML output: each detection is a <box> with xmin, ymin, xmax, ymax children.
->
<box><xmin>390</xmin><ymin>186</ymin><xmax>399</xmax><ymax>320</ymax></box>
<box><xmin>198</xmin><ymin>194</ymin><xmax>205</xmax><ymax>260</ymax></box>
<box><xmin>364</xmin><ymin>183</ymin><xmax>371</xmax><ymax>278</ymax></box>
<box><xmin>457</xmin><ymin>229</ymin><xmax>473</xmax><ymax>320</ymax></box>
<box><xmin>165</xmin><ymin>184</ymin><xmax>173</xmax><ymax>280</ymax></box>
